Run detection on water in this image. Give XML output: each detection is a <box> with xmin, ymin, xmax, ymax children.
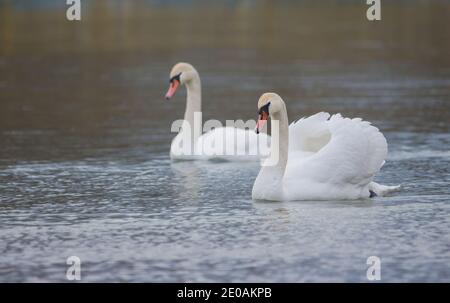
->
<box><xmin>0</xmin><ymin>1</ymin><xmax>449</xmax><ymax>282</ymax></box>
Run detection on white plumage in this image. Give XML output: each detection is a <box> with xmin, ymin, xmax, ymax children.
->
<box><xmin>252</xmin><ymin>93</ymin><xmax>400</xmax><ymax>201</ymax></box>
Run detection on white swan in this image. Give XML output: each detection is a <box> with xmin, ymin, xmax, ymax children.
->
<box><xmin>252</xmin><ymin>92</ymin><xmax>400</xmax><ymax>201</ymax></box>
<box><xmin>165</xmin><ymin>62</ymin><xmax>270</xmax><ymax>161</ymax></box>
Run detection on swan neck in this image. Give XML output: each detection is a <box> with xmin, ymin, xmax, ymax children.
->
<box><xmin>183</xmin><ymin>75</ymin><xmax>202</xmax><ymax>142</ymax></box>
<box><xmin>271</xmin><ymin>106</ymin><xmax>289</xmax><ymax>172</ymax></box>
<box><xmin>252</xmin><ymin>105</ymin><xmax>289</xmax><ymax>201</ymax></box>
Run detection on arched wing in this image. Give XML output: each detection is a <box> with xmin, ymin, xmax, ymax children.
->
<box><xmin>287</xmin><ymin>114</ymin><xmax>387</xmax><ymax>187</ymax></box>
<box><xmin>289</xmin><ymin>112</ymin><xmax>331</xmax><ymax>153</ymax></box>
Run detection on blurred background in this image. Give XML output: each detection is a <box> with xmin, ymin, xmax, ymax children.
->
<box><xmin>0</xmin><ymin>0</ymin><xmax>449</xmax><ymax>282</ymax></box>
<box><xmin>1</xmin><ymin>0</ymin><xmax>449</xmax><ymax>162</ymax></box>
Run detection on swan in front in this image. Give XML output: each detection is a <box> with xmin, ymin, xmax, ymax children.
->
<box><xmin>252</xmin><ymin>92</ymin><xmax>400</xmax><ymax>201</ymax></box>
<box><xmin>165</xmin><ymin>62</ymin><xmax>270</xmax><ymax>161</ymax></box>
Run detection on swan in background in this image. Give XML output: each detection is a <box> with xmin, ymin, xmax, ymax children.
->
<box><xmin>252</xmin><ymin>92</ymin><xmax>400</xmax><ymax>201</ymax></box>
<box><xmin>165</xmin><ymin>62</ymin><xmax>270</xmax><ymax>161</ymax></box>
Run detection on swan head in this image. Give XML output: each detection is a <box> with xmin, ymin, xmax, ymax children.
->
<box><xmin>256</xmin><ymin>92</ymin><xmax>284</xmax><ymax>134</ymax></box>
<box><xmin>165</xmin><ymin>62</ymin><xmax>199</xmax><ymax>99</ymax></box>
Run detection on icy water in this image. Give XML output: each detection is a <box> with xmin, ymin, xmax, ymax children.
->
<box><xmin>0</xmin><ymin>1</ymin><xmax>450</xmax><ymax>282</ymax></box>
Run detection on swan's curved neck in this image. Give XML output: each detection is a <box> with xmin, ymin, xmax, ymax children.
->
<box><xmin>270</xmin><ymin>105</ymin><xmax>289</xmax><ymax>173</ymax></box>
<box><xmin>183</xmin><ymin>75</ymin><xmax>202</xmax><ymax>142</ymax></box>
<box><xmin>253</xmin><ymin>103</ymin><xmax>289</xmax><ymax>201</ymax></box>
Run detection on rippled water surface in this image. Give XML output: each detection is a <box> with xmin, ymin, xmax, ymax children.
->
<box><xmin>0</xmin><ymin>1</ymin><xmax>449</xmax><ymax>282</ymax></box>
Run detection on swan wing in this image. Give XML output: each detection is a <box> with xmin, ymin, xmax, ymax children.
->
<box><xmin>288</xmin><ymin>112</ymin><xmax>331</xmax><ymax>154</ymax></box>
<box><xmin>284</xmin><ymin>114</ymin><xmax>388</xmax><ymax>199</ymax></box>
<box><xmin>322</xmin><ymin>114</ymin><xmax>387</xmax><ymax>185</ymax></box>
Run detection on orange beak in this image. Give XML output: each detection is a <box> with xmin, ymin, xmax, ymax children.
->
<box><xmin>165</xmin><ymin>80</ymin><xmax>180</xmax><ymax>100</ymax></box>
<box><xmin>256</xmin><ymin>112</ymin><xmax>269</xmax><ymax>134</ymax></box>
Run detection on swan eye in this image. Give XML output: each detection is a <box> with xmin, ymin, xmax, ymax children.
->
<box><xmin>258</xmin><ymin>102</ymin><xmax>270</xmax><ymax>115</ymax></box>
<box><xmin>169</xmin><ymin>73</ymin><xmax>182</xmax><ymax>83</ymax></box>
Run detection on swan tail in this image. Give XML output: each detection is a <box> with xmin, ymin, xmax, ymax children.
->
<box><xmin>369</xmin><ymin>182</ymin><xmax>401</xmax><ymax>196</ymax></box>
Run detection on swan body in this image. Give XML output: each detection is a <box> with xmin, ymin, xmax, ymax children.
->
<box><xmin>252</xmin><ymin>93</ymin><xmax>400</xmax><ymax>201</ymax></box>
<box><xmin>166</xmin><ymin>63</ymin><xmax>270</xmax><ymax>161</ymax></box>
